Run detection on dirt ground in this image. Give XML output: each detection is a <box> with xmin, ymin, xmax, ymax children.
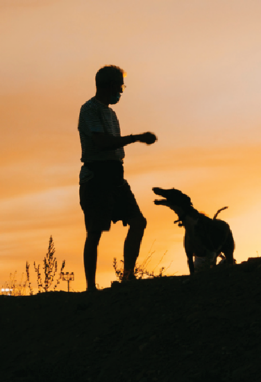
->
<box><xmin>1</xmin><ymin>257</ymin><xmax>261</xmax><ymax>382</ymax></box>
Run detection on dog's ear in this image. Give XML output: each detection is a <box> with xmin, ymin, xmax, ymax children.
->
<box><xmin>180</xmin><ymin>193</ymin><xmax>193</xmax><ymax>208</ymax></box>
<box><xmin>174</xmin><ymin>219</ymin><xmax>184</xmax><ymax>227</ymax></box>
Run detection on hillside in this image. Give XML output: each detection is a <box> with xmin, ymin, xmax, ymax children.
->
<box><xmin>1</xmin><ymin>258</ymin><xmax>261</xmax><ymax>382</ymax></box>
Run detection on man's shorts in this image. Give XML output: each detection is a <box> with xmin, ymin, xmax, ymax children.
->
<box><xmin>79</xmin><ymin>161</ymin><xmax>144</xmax><ymax>232</ymax></box>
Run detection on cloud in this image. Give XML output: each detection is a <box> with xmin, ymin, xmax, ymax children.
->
<box><xmin>0</xmin><ymin>0</ymin><xmax>61</xmax><ymax>10</ymax></box>
<box><xmin>1</xmin><ymin>0</ymin><xmax>261</xmax><ymax>290</ymax></box>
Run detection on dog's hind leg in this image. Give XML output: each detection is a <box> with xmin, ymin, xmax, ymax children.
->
<box><xmin>221</xmin><ymin>231</ymin><xmax>235</xmax><ymax>265</ymax></box>
<box><xmin>207</xmin><ymin>250</ymin><xmax>219</xmax><ymax>268</ymax></box>
<box><xmin>223</xmin><ymin>248</ymin><xmax>234</xmax><ymax>265</ymax></box>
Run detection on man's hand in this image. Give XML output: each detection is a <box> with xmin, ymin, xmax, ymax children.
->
<box><xmin>136</xmin><ymin>132</ymin><xmax>157</xmax><ymax>145</ymax></box>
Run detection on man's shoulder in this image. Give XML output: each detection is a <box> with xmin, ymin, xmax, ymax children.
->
<box><xmin>81</xmin><ymin>98</ymin><xmax>115</xmax><ymax>114</ymax></box>
<box><xmin>81</xmin><ymin>97</ymin><xmax>99</xmax><ymax>113</ymax></box>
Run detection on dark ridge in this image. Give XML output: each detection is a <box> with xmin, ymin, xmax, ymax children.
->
<box><xmin>1</xmin><ymin>257</ymin><xmax>261</xmax><ymax>382</ymax></box>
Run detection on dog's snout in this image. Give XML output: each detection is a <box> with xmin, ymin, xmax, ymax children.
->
<box><xmin>152</xmin><ymin>187</ymin><xmax>164</xmax><ymax>196</ymax></box>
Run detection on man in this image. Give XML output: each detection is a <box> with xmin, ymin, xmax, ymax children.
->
<box><xmin>78</xmin><ymin>65</ymin><xmax>157</xmax><ymax>291</ymax></box>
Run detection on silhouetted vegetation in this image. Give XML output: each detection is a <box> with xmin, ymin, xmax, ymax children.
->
<box><xmin>113</xmin><ymin>248</ymin><xmax>173</xmax><ymax>281</ymax></box>
<box><xmin>1</xmin><ymin>236</ymin><xmax>68</xmax><ymax>296</ymax></box>
<box><xmin>1</xmin><ymin>271</ymin><xmax>27</xmax><ymax>296</ymax></box>
<box><xmin>27</xmin><ymin>235</ymin><xmax>66</xmax><ymax>293</ymax></box>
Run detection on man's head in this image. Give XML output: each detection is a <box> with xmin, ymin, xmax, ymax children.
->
<box><xmin>95</xmin><ymin>65</ymin><xmax>126</xmax><ymax>105</ymax></box>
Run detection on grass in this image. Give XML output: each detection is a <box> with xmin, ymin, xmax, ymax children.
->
<box><xmin>1</xmin><ymin>236</ymin><xmax>68</xmax><ymax>296</ymax></box>
<box><xmin>1</xmin><ymin>271</ymin><xmax>27</xmax><ymax>296</ymax></box>
<box><xmin>113</xmin><ymin>242</ymin><xmax>174</xmax><ymax>281</ymax></box>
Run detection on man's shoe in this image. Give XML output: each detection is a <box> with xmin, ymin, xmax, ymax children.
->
<box><xmin>86</xmin><ymin>285</ymin><xmax>99</xmax><ymax>292</ymax></box>
<box><xmin>121</xmin><ymin>273</ymin><xmax>137</xmax><ymax>283</ymax></box>
<box><xmin>111</xmin><ymin>281</ymin><xmax>121</xmax><ymax>288</ymax></box>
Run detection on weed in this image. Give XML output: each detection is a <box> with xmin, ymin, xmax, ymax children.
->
<box><xmin>1</xmin><ymin>271</ymin><xmax>27</xmax><ymax>296</ymax></box>
<box><xmin>26</xmin><ymin>262</ymin><xmax>34</xmax><ymax>295</ymax></box>
<box><xmin>1</xmin><ymin>236</ymin><xmax>68</xmax><ymax>296</ymax></box>
<box><xmin>113</xmin><ymin>248</ymin><xmax>173</xmax><ymax>281</ymax></box>
<box><xmin>27</xmin><ymin>235</ymin><xmax>66</xmax><ymax>293</ymax></box>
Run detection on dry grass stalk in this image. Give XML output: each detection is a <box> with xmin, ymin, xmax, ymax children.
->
<box><xmin>1</xmin><ymin>271</ymin><xmax>27</xmax><ymax>296</ymax></box>
<box><xmin>113</xmin><ymin>244</ymin><xmax>173</xmax><ymax>281</ymax></box>
<box><xmin>28</xmin><ymin>235</ymin><xmax>66</xmax><ymax>293</ymax></box>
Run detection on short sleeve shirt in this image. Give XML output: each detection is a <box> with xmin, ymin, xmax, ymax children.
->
<box><xmin>78</xmin><ymin>97</ymin><xmax>125</xmax><ymax>162</ymax></box>
<box><xmin>78</xmin><ymin>97</ymin><xmax>125</xmax><ymax>183</ymax></box>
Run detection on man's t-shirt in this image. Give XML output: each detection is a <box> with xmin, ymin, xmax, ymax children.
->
<box><xmin>78</xmin><ymin>97</ymin><xmax>125</xmax><ymax>184</ymax></box>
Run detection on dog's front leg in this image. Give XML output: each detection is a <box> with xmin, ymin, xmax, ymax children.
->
<box><xmin>184</xmin><ymin>234</ymin><xmax>194</xmax><ymax>275</ymax></box>
<box><xmin>186</xmin><ymin>251</ymin><xmax>194</xmax><ymax>274</ymax></box>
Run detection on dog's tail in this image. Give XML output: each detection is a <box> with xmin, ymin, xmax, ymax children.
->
<box><xmin>213</xmin><ymin>206</ymin><xmax>228</xmax><ymax>219</ymax></box>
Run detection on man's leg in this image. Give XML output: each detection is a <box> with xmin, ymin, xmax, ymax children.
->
<box><xmin>84</xmin><ymin>231</ymin><xmax>102</xmax><ymax>290</ymax></box>
<box><xmin>123</xmin><ymin>216</ymin><xmax>147</xmax><ymax>280</ymax></box>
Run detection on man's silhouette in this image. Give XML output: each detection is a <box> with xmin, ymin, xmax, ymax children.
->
<box><xmin>78</xmin><ymin>65</ymin><xmax>157</xmax><ymax>291</ymax></box>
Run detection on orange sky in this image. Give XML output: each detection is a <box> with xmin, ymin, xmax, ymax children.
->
<box><xmin>1</xmin><ymin>1</ymin><xmax>261</xmax><ymax>292</ymax></box>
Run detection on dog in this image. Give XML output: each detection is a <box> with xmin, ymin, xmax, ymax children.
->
<box><xmin>153</xmin><ymin>187</ymin><xmax>235</xmax><ymax>274</ymax></box>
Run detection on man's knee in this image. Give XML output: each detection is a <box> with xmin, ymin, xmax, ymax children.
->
<box><xmin>86</xmin><ymin>231</ymin><xmax>102</xmax><ymax>244</ymax></box>
<box><xmin>129</xmin><ymin>215</ymin><xmax>147</xmax><ymax>231</ymax></box>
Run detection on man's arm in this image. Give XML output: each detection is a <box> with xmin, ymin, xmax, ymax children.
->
<box><xmin>92</xmin><ymin>132</ymin><xmax>157</xmax><ymax>151</ymax></box>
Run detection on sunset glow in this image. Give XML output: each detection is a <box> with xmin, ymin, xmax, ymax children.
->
<box><xmin>1</xmin><ymin>1</ymin><xmax>261</xmax><ymax>292</ymax></box>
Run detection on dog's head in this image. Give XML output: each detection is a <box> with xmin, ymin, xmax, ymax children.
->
<box><xmin>153</xmin><ymin>187</ymin><xmax>193</xmax><ymax>218</ymax></box>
